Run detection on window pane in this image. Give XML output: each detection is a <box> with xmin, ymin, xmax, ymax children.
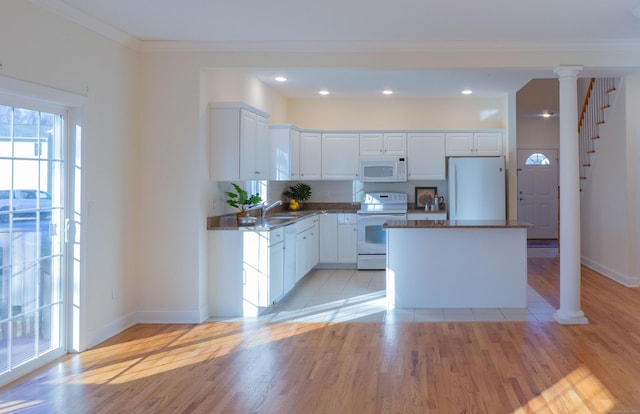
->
<box><xmin>525</xmin><ymin>153</ymin><xmax>550</xmax><ymax>165</ymax></box>
<box><xmin>0</xmin><ymin>102</ymin><xmax>65</xmax><ymax>380</ymax></box>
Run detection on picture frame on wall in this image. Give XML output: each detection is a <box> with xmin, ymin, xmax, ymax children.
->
<box><xmin>414</xmin><ymin>187</ymin><xmax>437</xmax><ymax>209</ymax></box>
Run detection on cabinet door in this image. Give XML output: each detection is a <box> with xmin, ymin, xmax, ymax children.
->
<box><xmin>321</xmin><ymin>133</ymin><xmax>359</xmax><ymax>180</ymax></box>
<box><xmin>383</xmin><ymin>133</ymin><xmax>406</xmax><ymax>155</ymax></box>
<box><xmin>295</xmin><ymin>231</ymin><xmax>307</xmax><ymax>282</ymax></box>
<box><xmin>337</xmin><ymin>224</ymin><xmax>357</xmax><ymax>263</ymax></box>
<box><xmin>474</xmin><ymin>132</ymin><xmax>503</xmax><ymax>156</ymax></box>
<box><xmin>239</xmin><ymin>109</ymin><xmax>258</xmax><ymax>179</ymax></box>
<box><xmin>210</xmin><ymin>106</ymin><xmax>241</xmax><ymax>181</ymax></box>
<box><xmin>300</xmin><ymin>132</ymin><xmax>322</xmax><ymax>180</ymax></box>
<box><xmin>269</xmin><ymin>127</ymin><xmax>300</xmax><ymax>181</ymax></box>
<box><xmin>445</xmin><ymin>132</ymin><xmax>474</xmax><ymax>156</ymax></box>
<box><xmin>359</xmin><ymin>133</ymin><xmax>384</xmax><ymax>155</ymax></box>
<box><xmin>283</xmin><ymin>225</ymin><xmax>297</xmax><ymax>293</ymax></box>
<box><xmin>319</xmin><ymin>214</ymin><xmax>338</xmax><ymax>263</ymax></box>
<box><xmin>269</xmin><ymin>241</ymin><xmax>285</xmax><ymax>303</ymax></box>
<box><xmin>290</xmin><ymin>129</ymin><xmax>301</xmax><ymax>180</ymax></box>
<box><xmin>253</xmin><ymin>115</ymin><xmax>270</xmax><ymax>179</ymax></box>
<box><xmin>407</xmin><ymin>132</ymin><xmax>445</xmax><ymax>180</ymax></box>
<box><xmin>308</xmin><ymin>220</ymin><xmax>320</xmax><ymax>271</ymax></box>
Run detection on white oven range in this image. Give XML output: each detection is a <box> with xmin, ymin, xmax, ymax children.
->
<box><xmin>357</xmin><ymin>192</ymin><xmax>407</xmax><ymax>270</ymax></box>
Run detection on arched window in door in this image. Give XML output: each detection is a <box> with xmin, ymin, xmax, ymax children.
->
<box><xmin>525</xmin><ymin>153</ymin><xmax>551</xmax><ymax>165</ymax></box>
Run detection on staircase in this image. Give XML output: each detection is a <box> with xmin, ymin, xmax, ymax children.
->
<box><xmin>578</xmin><ymin>77</ymin><xmax>618</xmax><ymax>188</ymax></box>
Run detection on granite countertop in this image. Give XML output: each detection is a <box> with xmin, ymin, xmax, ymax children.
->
<box><xmin>383</xmin><ymin>220</ymin><xmax>531</xmax><ymax>229</ymax></box>
<box><xmin>406</xmin><ymin>208</ymin><xmax>447</xmax><ymax>214</ymax></box>
<box><xmin>207</xmin><ymin>202</ymin><xmax>360</xmax><ymax>230</ymax></box>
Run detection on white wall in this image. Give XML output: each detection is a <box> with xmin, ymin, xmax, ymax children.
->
<box><xmin>137</xmin><ymin>53</ymin><xmax>208</xmax><ymax>322</ymax></box>
<box><xmin>287</xmin><ymin>97</ymin><xmax>505</xmax><ymax>130</ymax></box>
<box><xmin>581</xmin><ymin>77</ymin><xmax>640</xmax><ymax>286</ymax></box>
<box><xmin>0</xmin><ymin>1</ymin><xmax>140</xmax><ymax>348</ymax></box>
<box><xmin>517</xmin><ymin>118</ymin><xmax>559</xmax><ymax>148</ymax></box>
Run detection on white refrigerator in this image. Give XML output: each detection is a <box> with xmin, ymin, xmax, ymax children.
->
<box><xmin>448</xmin><ymin>156</ymin><xmax>506</xmax><ymax>220</ymax></box>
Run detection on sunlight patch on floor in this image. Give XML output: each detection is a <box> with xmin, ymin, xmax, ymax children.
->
<box><xmin>515</xmin><ymin>366</ymin><xmax>615</xmax><ymax>413</ymax></box>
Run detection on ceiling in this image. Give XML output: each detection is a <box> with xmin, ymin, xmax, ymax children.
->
<box><xmin>31</xmin><ymin>0</ymin><xmax>640</xmax><ymax>102</ymax></box>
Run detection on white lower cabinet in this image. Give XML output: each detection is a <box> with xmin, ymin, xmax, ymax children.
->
<box><xmin>283</xmin><ymin>224</ymin><xmax>298</xmax><ymax>295</ymax></box>
<box><xmin>209</xmin><ymin>227</ymin><xmax>288</xmax><ymax>317</ymax></box>
<box><xmin>295</xmin><ymin>216</ymin><xmax>319</xmax><ymax>282</ymax></box>
<box><xmin>337</xmin><ymin>222</ymin><xmax>357</xmax><ymax>263</ymax></box>
<box><xmin>269</xmin><ymin>230</ymin><xmax>285</xmax><ymax>303</ymax></box>
<box><xmin>319</xmin><ymin>214</ymin><xmax>338</xmax><ymax>263</ymax></box>
<box><xmin>319</xmin><ymin>213</ymin><xmax>357</xmax><ymax>265</ymax></box>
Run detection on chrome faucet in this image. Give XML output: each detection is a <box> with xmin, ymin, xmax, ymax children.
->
<box><xmin>262</xmin><ymin>200</ymin><xmax>283</xmax><ymax>217</ymax></box>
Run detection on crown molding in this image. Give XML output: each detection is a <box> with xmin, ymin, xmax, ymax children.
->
<box><xmin>28</xmin><ymin>0</ymin><xmax>140</xmax><ymax>50</ymax></box>
<box><xmin>137</xmin><ymin>39</ymin><xmax>640</xmax><ymax>54</ymax></box>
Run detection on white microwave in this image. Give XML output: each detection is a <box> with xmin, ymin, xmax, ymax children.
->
<box><xmin>359</xmin><ymin>156</ymin><xmax>407</xmax><ymax>182</ymax></box>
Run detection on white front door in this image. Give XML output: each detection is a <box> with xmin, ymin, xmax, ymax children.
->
<box><xmin>517</xmin><ymin>149</ymin><xmax>559</xmax><ymax>239</ymax></box>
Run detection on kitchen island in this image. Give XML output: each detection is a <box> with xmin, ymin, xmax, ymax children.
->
<box><xmin>384</xmin><ymin>220</ymin><xmax>530</xmax><ymax>309</ymax></box>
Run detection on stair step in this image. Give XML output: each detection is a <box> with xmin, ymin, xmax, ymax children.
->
<box><xmin>582</xmin><ymin>163</ymin><xmax>591</xmax><ymax>167</ymax></box>
<box><xmin>601</xmin><ymin>105</ymin><xmax>610</xmax><ymax>110</ymax></box>
<box><xmin>580</xmin><ymin>176</ymin><xmax>587</xmax><ymax>180</ymax></box>
<box><xmin>592</xmin><ymin>136</ymin><xmax>600</xmax><ymax>140</ymax></box>
<box><xmin>596</xmin><ymin>121</ymin><xmax>605</xmax><ymax>126</ymax></box>
<box><xmin>606</xmin><ymin>87</ymin><xmax>617</xmax><ymax>93</ymax></box>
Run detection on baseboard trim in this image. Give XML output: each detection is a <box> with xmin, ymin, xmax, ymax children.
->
<box><xmin>581</xmin><ymin>256</ymin><xmax>640</xmax><ymax>287</ymax></box>
<box><xmin>135</xmin><ymin>309</ymin><xmax>204</xmax><ymax>324</ymax></box>
<box><xmin>86</xmin><ymin>312</ymin><xmax>136</xmax><ymax>350</ymax></box>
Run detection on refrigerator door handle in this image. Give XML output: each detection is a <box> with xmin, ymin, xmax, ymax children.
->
<box><xmin>452</xmin><ymin>163</ymin><xmax>457</xmax><ymax>218</ymax></box>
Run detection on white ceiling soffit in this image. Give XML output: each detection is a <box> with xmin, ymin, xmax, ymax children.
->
<box><xmin>251</xmin><ymin>69</ymin><xmax>554</xmax><ymax>99</ymax></box>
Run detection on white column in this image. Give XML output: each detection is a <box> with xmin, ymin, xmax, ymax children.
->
<box><xmin>554</xmin><ymin>65</ymin><xmax>588</xmax><ymax>324</ymax></box>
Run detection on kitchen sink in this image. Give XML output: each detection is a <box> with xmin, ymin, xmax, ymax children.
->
<box><xmin>264</xmin><ymin>217</ymin><xmax>297</xmax><ymax>225</ymax></box>
<box><xmin>266</xmin><ymin>214</ymin><xmax>302</xmax><ymax>219</ymax></box>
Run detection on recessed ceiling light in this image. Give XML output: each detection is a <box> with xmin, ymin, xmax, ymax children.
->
<box><xmin>318</xmin><ymin>90</ymin><xmax>330</xmax><ymax>95</ymax></box>
<box><xmin>461</xmin><ymin>89</ymin><xmax>473</xmax><ymax>95</ymax></box>
<box><xmin>542</xmin><ymin>112</ymin><xmax>554</xmax><ymax>118</ymax></box>
<box><xmin>274</xmin><ymin>76</ymin><xmax>287</xmax><ymax>82</ymax></box>
<box><xmin>382</xmin><ymin>89</ymin><xmax>394</xmax><ymax>95</ymax></box>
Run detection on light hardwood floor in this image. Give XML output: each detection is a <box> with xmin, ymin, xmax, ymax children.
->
<box><xmin>1</xmin><ymin>258</ymin><xmax>639</xmax><ymax>413</ymax></box>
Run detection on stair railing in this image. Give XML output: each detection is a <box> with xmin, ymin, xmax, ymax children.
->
<box><xmin>577</xmin><ymin>78</ymin><xmax>617</xmax><ymax>183</ymax></box>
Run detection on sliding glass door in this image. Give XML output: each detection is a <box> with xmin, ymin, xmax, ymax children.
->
<box><xmin>0</xmin><ymin>103</ymin><xmax>66</xmax><ymax>378</ymax></box>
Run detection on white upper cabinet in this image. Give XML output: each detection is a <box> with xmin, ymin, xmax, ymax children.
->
<box><xmin>270</xmin><ymin>125</ymin><xmax>300</xmax><ymax>181</ymax></box>
<box><xmin>407</xmin><ymin>132</ymin><xmax>445</xmax><ymax>180</ymax></box>
<box><xmin>299</xmin><ymin>131</ymin><xmax>322</xmax><ymax>180</ymax></box>
<box><xmin>321</xmin><ymin>133</ymin><xmax>360</xmax><ymax>180</ymax></box>
<box><xmin>445</xmin><ymin>131</ymin><xmax>503</xmax><ymax>156</ymax></box>
<box><xmin>360</xmin><ymin>132</ymin><xmax>406</xmax><ymax>156</ymax></box>
<box><xmin>209</xmin><ymin>103</ymin><xmax>270</xmax><ymax>181</ymax></box>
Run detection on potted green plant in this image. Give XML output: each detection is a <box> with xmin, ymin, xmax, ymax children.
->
<box><xmin>225</xmin><ymin>183</ymin><xmax>262</xmax><ymax>217</ymax></box>
<box><xmin>283</xmin><ymin>183</ymin><xmax>312</xmax><ymax>210</ymax></box>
